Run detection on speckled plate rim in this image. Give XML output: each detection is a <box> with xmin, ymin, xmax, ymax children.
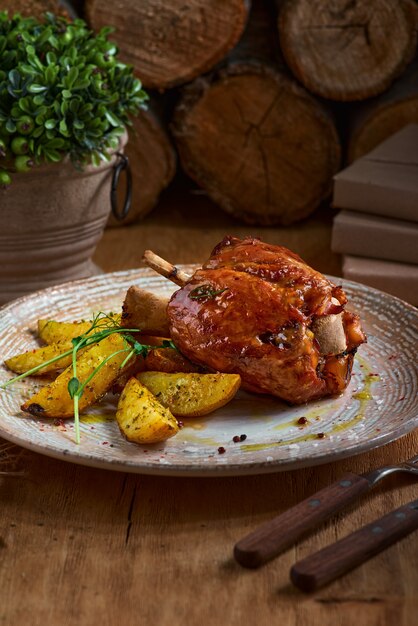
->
<box><xmin>0</xmin><ymin>267</ymin><xmax>417</xmax><ymax>477</ymax></box>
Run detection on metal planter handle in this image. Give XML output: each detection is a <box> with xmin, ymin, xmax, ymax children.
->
<box><xmin>111</xmin><ymin>152</ymin><xmax>132</xmax><ymax>222</ymax></box>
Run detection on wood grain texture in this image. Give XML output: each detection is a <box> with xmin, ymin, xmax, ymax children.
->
<box><xmin>172</xmin><ymin>64</ymin><xmax>341</xmax><ymax>225</ymax></box>
<box><xmin>278</xmin><ymin>0</ymin><xmax>418</xmax><ymax>102</ymax></box>
<box><xmin>95</xmin><ymin>175</ymin><xmax>342</xmax><ymax>277</ymax></box>
<box><xmin>347</xmin><ymin>57</ymin><xmax>418</xmax><ymax>161</ymax></box>
<box><xmin>85</xmin><ymin>0</ymin><xmax>250</xmax><ymax>90</ymax></box>
<box><xmin>291</xmin><ymin>500</ymin><xmax>418</xmax><ymax>592</ymax></box>
<box><xmin>0</xmin><ymin>0</ymin><xmax>76</xmax><ymax>18</ymax></box>
<box><xmin>234</xmin><ymin>472</ymin><xmax>372</xmax><ymax>568</ymax></box>
<box><xmin>1</xmin><ymin>189</ymin><xmax>417</xmax><ymax>625</ymax></box>
<box><xmin>1</xmin><ymin>433</ymin><xmax>417</xmax><ymax>625</ymax></box>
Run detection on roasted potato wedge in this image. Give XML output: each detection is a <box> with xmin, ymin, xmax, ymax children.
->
<box><xmin>38</xmin><ymin>320</ymin><xmax>91</xmax><ymax>345</ymax></box>
<box><xmin>38</xmin><ymin>314</ymin><xmax>121</xmax><ymax>345</ymax></box>
<box><xmin>22</xmin><ymin>334</ymin><xmax>130</xmax><ymax>418</ymax></box>
<box><xmin>111</xmin><ymin>355</ymin><xmax>147</xmax><ymax>395</ymax></box>
<box><xmin>117</xmin><ymin>377</ymin><xmax>179</xmax><ymax>444</ymax></box>
<box><xmin>144</xmin><ymin>348</ymin><xmax>201</xmax><ymax>374</ymax></box>
<box><xmin>121</xmin><ymin>286</ymin><xmax>170</xmax><ymax>336</ymax></box>
<box><xmin>136</xmin><ymin>372</ymin><xmax>241</xmax><ymax>417</ymax></box>
<box><xmin>5</xmin><ymin>341</ymin><xmax>74</xmax><ymax>375</ymax></box>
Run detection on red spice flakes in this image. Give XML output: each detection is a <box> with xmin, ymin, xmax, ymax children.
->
<box><xmin>388</xmin><ymin>354</ymin><xmax>399</xmax><ymax>360</ymax></box>
<box><xmin>317</xmin><ymin>432</ymin><xmax>325</xmax><ymax>439</ymax></box>
<box><xmin>218</xmin><ymin>446</ymin><xmax>226</xmax><ymax>454</ymax></box>
<box><xmin>297</xmin><ymin>417</ymin><xmax>308</xmax><ymax>425</ymax></box>
<box><xmin>102</xmin><ymin>441</ymin><xmax>109</xmax><ymax>445</ymax></box>
<box><xmin>398</xmin><ymin>396</ymin><xmax>405</xmax><ymax>401</ymax></box>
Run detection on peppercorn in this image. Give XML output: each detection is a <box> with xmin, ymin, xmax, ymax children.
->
<box><xmin>297</xmin><ymin>417</ymin><xmax>308</xmax><ymax>425</ymax></box>
<box><xmin>317</xmin><ymin>432</ymin><xmax>325</xmax><ymax>439</ymax></box>
<box><xmin>240</xmin><ymin>434</ymin><xmax>247</xmax><ymax>441</ymax></box>
<box><xmin>232</xmin><ymin>435</ymin><xmax>240</xmax><ymax>443</ymax></box>
<box><xmin>217</xmin><ymin>446</ymin><xmax>226</xmax><ymax>454</ymax></box>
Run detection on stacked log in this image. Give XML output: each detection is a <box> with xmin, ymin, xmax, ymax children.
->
<box><xmin>85</xmin><ymin>0</ymin><xmax>250</xmax><ymax>90</ymax></box>
<box><xmin>347</xmin><ymin>57</ymin><xmax>418</xmax><ymax>161</ymax></box>
<box><xmin>278</xmin><ymin>0</ymin><xmax>418</xmax><ymax>101</ymax></box>
<box><xmin>0</xmin><ymin>0</ymin><xmax>76</xmax><ymax>18</ymax></box>
<box><xmin>172</xmin><ymin>65</ymin><xmax>340</xmax><ymax>225</ymax></box>
<box><xmin>17</xmin><ymin>0</ymin><xmax>418</xmax><ymax>224</ymax></box>
<box><xmin>171</xmin><ymin>0</ymin><xmax>341</xmax><ymax>225</ymax></box>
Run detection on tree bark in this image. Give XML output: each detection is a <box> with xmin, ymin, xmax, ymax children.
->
<box><xmin>278</xmin><ymin>0</ymin><xmax>418</xmax><ymax>102</ymax></box>
<box><xmin>347</xmin><ymin>57</ymin><xmax>418</xmax><ymax>161</ymax></box>
<box><xmin>85</xmin><ymin>0</ymin><xmax>250</xmax><ymax>91</ymax></box>
<box><xmin>109</xmin><ymin>104</ymin><xmax>176</xmax><ymax>226</ymax></box>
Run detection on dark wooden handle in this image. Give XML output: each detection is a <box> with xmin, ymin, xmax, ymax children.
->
<box><xmin>290</xmin><ymin>500</ymin><xmax>418</xmax><ymax>592</ymax></box>
<box><xmin>234</xmin><ymin>472</ymin><xmax>371</xmax><ymax>568</ymax></box>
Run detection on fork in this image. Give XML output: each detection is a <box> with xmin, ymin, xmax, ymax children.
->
<box><xmin>234</xmin><ymin>454</ymin><xmax>418</xmax><ymax>568</ymax></box>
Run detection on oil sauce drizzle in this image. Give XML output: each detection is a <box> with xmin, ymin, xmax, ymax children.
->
<box><xmin>242</xmin><ymin>356</ymin><xmax>381</xmax><ymax>452</ymax></box>
<box><xmin>80</xmin><ymin>413</ymin><xmax>115</xmax><ymax>424</ymax></box>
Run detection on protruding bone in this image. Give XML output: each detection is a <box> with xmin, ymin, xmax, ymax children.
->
<box><xmin>311</xmin><ymin>313</ymin><xmax>347</xmax><ymax>356</ymax></box>
<box><xmin>143</xmin><ymin>250</ymin><xmax>348</xmax><ymax>356</ymax></box>
<box><xmin>143</xmin><ymin>250</ymin><xmax>191</xmax><ymax>287</ymax></box>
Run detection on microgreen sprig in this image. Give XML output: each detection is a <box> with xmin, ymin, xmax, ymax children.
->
<box><xmin>1</xmin><ymin>312</ymin><xmax>177</xmax><ymax>444</ymax></box>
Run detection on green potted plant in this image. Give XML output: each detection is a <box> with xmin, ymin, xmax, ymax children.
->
<box><xmin>0</xmin><ymin>11</ymin><xmax>148</xmax><ymax>303</ymax></box>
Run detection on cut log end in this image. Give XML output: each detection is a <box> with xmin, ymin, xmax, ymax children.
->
<box><xmin>347</xmin><ymin>57</ymin><xmax>418</xmax><ymax>160</ymax></box>
<box><xmin>1</xmin><ymin>0</ymin><xmax>76</xmax><ymax>19</ymax></box>
<box><xmin>86</xmin><ymin>0</ymin><xmax>250</xmax><ymax>90</ymax></box>
<box><xmin>278</xmin><ymin>0</ymin><xmax>418</xmax><ymax>101</ymax></box>
<box><xmin>172</xmin><ymin>63</ymin><xmax>341</xmax><ymax>226</ymax></box>
<box><xmin>349</xmin><ymin>99</ymin><xmax>418</xmax><ymax>161</ymax></box>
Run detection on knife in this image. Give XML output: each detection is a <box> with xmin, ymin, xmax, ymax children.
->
<box><xmin>234</xmin><ymin>455</ymin><xmax>418</xmax><ymax>568</ymax></box>
<box><xmin>290</xmin><ymin>498</ymin><xmax>418</xmax><ymax>592</ymax></box>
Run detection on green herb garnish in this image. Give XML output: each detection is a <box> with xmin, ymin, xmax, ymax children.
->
<box><xmin>1</xmin><ymin>312</ymin><xmax>177</xmax><ymax>444</ymax></box>
<box><xmin>0</xmin><ymin>11</ymin><xmax>148</xmax><ymax>186</ymax></box>
<box><xmin>189</xmin><ymin>285</ymin><xmax>229</xmax><ymax>301</ymax></box>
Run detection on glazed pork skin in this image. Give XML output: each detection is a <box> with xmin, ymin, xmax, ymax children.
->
<box><xmin>167</xmin><ymin>236</ymin><xmax>365</xmax><ymax>404</ymax></box>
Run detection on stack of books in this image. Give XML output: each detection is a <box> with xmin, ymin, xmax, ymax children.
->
<box><xmin>331</xmin><ymin>125</ymin><xmax>418</xmax><ymax>305</ymax></box>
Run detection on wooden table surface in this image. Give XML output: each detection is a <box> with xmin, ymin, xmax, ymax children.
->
<box><xmin>1</xmin><ymin>182</ymin><xmax>417</xmax><ymax>626</ymax></box>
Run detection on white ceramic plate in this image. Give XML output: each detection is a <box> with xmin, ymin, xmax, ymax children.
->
<box><xmin>0</xmin><ymin>268</ymin><xmax>416</xmax><ymax>476</ymax></box>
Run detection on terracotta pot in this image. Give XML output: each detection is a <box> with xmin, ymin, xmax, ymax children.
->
<box><xmin>0</xmin><ymin>133</ymin><xmax>127</xmax><ymax>304</ymax></box>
